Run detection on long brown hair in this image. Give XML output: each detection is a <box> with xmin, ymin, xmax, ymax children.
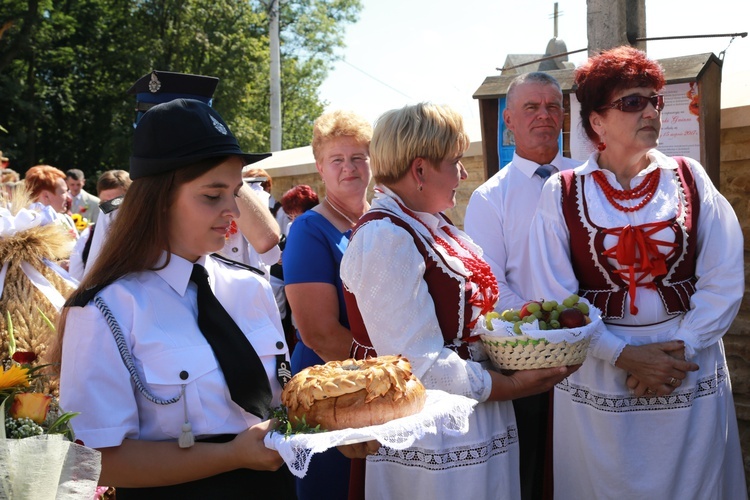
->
<box><xmin>50</xmin><ymin>156</ymin><xmax>230</xmax><ymax>365</ymax></box>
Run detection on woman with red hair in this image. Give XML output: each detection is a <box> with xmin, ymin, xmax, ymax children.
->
<box><xmin>25</xmin><ymin>164</ymin><xmax>78</xmax><ymax>239</ymax></box>
<box><xmin>280</xmin><ymin>184</ymin><xmax>319</xmax><ymax>221</ymax></box>
<box><xmin>529</xmin><ymin>46</ymin><xmax>745</xmax><ymax>498</ymax></box>
<box><xmin>25</xmin><ymin>165</ymin><xmax>70</xmax><ymax>213</ymax></box>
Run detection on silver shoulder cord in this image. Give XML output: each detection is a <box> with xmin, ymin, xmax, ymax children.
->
<box><xmin>93</xmin><ymin>296</ymin><xmax>181</xmax><ymax>405</ymax></box>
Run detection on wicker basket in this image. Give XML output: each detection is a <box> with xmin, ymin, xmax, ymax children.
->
<box><xmin>480</xmin><ymin>334</ymin><xmax>590</xmax><ymax>370</ymax></box>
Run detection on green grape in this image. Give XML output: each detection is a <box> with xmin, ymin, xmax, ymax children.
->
<box><xmin>501</xmin><ymin>310</ymin><xmax>515</xmax><ymax>322</ymax></box>
<box><xmin>533</xmin><ymin>310</ymin><xmax>544</xmax><ymax>319</ymax></box>
<box><xmin>526</xmin><ymin>302</ymin><xmax>541</xmax><ymax>314</ymax></box>
<box><xmin>556</xmin><ymin>304</ymin><xmax>566</xmax><ymax>313</ymax></box>
<box><xmin>524</xmin><ymin>315</ymin><xmax>536</xmax><ymax>323</ymax></box>
<box><xmin>542</xmin><ymin>300</ymin><xmax>557</xmax><ymax>311</ymax></box>
<box><xmin>511</xmin><ymin>314</ymin><xmax>521</xmax><ymax>322</ymax></box>
<box><xmin>562</xmin><ymin>294</ymin><xmax>580</xmax><ymax>308</ymax></box>
<box><xmin>485</xmin><ymin>312</ymin><xmax>501</xmax><ymax>330</ymax></box>
<box><xmin>538</xmin><ymin>320</ymin><xmax>548</xmax><ymax>330</ymax></box>
<box><xmin>549</xmin><ymin>310</ymin><xmax>560</xmax><ymax>321</ymax></box>
<box><xmin>575</xmin><ymin>302</ymin><xmax>590</xmax><ymax>315</ymax></box>
<box><xmin>513</xmin><ymin>322</ymin><xmax>523</xmax><ymax>335</ymax></box>
<box><xmin>550</xmin><ymin>320</ymin><xmax>561</xmax><ymax>329</ymax></box>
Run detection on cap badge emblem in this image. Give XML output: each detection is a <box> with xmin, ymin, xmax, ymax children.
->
<box><xmin>210</xmin><ymin>115</ymin><xmax>228</xmax><ymax>135</ymax></box>
<box><xmin>148</xmin><ymin>73</ymin><xmax>161</xmax><ymax>93</ymax></box>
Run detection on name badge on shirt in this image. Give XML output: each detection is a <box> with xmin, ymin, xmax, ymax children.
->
<box><xmin>276</xmin><ymin>355</ymin><xmax>292</xmax><ymax>388</ymax></box>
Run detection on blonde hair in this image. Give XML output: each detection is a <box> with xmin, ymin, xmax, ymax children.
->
<box><xmin>311</xmin><ymin>110</ymin><xmax>372</xmax><ymax>161</ymax></box>
<box><xmin>370</xmin><ymin>103</ymin><xmax>470</xmax><ymax>185</ymax></box>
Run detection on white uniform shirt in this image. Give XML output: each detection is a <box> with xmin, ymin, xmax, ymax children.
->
<box><xmin>60</xmin><ymin>253</ymin><xmax>289</xmax><ymax>449</ymax></box>
<box><xmin>464</xmin><ymin>152</ymin><xmax>581</xmax><ymax>311</ymax></box>
<box><xmin>83</xmin><ymin>206</ymin><xmax>110</xmax><ymax>278</ymax></box>
<box><xmin>68</xmin><ymin>225</ymin><xmax>92</xmax><ymax>281</ymax></box>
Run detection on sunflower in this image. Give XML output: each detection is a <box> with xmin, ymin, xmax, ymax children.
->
<box><xmin>71</xmin><ymin>213</ymin><xmax>89</xmax><ymax>231</ymax></box>
<box><xmin>0</xmin><ymin>365</ymin><xmax>30</xmax><ymax>390</ymax></box>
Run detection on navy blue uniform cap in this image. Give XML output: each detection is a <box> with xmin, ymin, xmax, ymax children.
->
<box><xmin>129</xmin><ymin>99</ymin><xmax>270</xmax><ymax>179</ymax></box>
<box><xmin>128</xmin><ymin>70</ymin><xmax>219</xmax><ymax>111</ymax></box>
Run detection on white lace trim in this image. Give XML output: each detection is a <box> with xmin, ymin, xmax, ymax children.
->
<box><xmin>264</xmin><ymin>390</ymin><xmax>477</xmax><ymax>478</ymax></box>
<box><xmin>371</xmin><ymin>426</ymin><xmax>517</xmax><ymax>471</ymax></box>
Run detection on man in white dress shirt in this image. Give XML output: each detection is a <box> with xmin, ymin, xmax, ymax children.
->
<box><xmin>464</xmin><ymin>72</ymin><xmax>582</xmax><ymax>500</ymax></box>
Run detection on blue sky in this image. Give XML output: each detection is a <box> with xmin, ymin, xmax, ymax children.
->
<box><xmin>318</xmin><ymin>0</ymin><xmax>750</xmax><ymax>139</ymax></box>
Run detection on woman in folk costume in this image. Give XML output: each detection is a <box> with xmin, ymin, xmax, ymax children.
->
<box><xmin>341</xmin><ymin>102</ymin><xmax>576</xmax><ymax>500</ymax></box>
<box><xmin>528</xmin><ymin>46</ymin><xmax>746</xmax><ymax>499</ymax></box>
<box><xmin>55</xmin><ymin>99</ymin><xmax>299</xmax><ymax>498</ymax></box>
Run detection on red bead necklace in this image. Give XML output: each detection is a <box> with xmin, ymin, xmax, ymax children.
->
<box><xmin>393</xmin><ymin>199</ymin><xmax>499</xmax><ymax>325</ymax></box>
<box><xmin>592</xmin><ymin>168</ymin><xmax>660</xmax><ymax>213</ymax></box>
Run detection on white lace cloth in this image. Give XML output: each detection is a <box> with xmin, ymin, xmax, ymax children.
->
<box><xmin>478</xmin><ymin>303</ymin><xmax>603</xmax><ymax>344</ymax></box>
<box><xmin>265</xmin><ymin>390</ymin><xmax>477</xmax><ymax>478</ymax></box>
<box><xmin>0</xmin><ymin>434</ymin><xmax>101</xmax><ymax>499</ymax></box>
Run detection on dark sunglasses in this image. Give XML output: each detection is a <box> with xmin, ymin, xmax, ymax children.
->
<box><xmin>602</xmin><ymin>94</ymin><xmax>664</xmax><ymax>113</ymax></box>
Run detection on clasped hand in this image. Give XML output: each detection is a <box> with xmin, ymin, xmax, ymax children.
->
<box><xmin>616</xmin><ymin>340</ymin><xmax>699</xmax><ymax>397</ymax></box>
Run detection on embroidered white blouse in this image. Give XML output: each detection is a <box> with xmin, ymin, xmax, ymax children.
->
<box><xmin>528</xmin><ymin>149</ymin><xmax>743</xmax><ymax>363</ymax></box>
<box><xmin>341</xmin><ymin>186</ymin><xmax>491</xmax><ymax>402</ymax></box>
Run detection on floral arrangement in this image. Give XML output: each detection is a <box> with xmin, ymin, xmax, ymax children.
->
<box><xmin>71</xmin><ymin>213</ymin><xmax>89</xmax><ymax>232</ymax></box>
<box><xmin>0</xmin><ymin>188</ymin><xmax>102</xmax><ymax>498</ymax></box>
<box><xmin>0</xmin><ymin>311</ymin><xmax>77</xmax><ymax>440</ymax></box>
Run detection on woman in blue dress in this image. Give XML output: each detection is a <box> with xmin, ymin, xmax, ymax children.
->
<box><xmin>283</xmin><ymin>110</ymin><xmax>373</xmax><ymax>500</ymax></box>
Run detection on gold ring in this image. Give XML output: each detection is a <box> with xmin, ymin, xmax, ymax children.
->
<box><xmin>645</xmin><ymin>388</ymin><xmax>655</xmax><ymax>396</ymax></box>
<box><xmin>669</xmin><ymin>377</ymin><xmax>679</xmax><ymax>387</ymax></box>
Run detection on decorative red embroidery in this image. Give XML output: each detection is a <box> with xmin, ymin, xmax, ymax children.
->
<box><xmin>392</xmin><ymin>198</ymin><xmax>499</xmax><ymax>329</ymax></box>
<box><xmin>602</xmin><ymin>221</ymin><xmax>677</xmax><ymax>315</ymax></box>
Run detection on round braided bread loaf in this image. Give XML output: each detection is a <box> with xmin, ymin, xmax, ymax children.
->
<box><xmin>281</xmin><ymin>355</ymin><xmax>426</xmax><ymax>431</ymax></box>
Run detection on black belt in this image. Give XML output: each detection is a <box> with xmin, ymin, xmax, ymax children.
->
<box><xmin>114</xmin><ymin>435</ymin><xmax>296</xmax><ymax>499</ymax></box>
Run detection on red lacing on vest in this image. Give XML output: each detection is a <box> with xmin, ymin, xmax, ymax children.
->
<box><xmin>601</xmin><ymin>220</ymin><xmax>677</xmax><ymax>315</ymax></box>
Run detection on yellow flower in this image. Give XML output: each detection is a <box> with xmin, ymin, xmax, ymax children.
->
<box><xmin>71</xmin><ymin>213</ymin><xmax>88</xmax><ymax>231</ymax></box>
<box><xmin>0</xmin><ymin>365</ymin><xmax>30</xmax><ymax>390</ymax></box>
<box><xmin>11</xmin><ymin>392</ymin><xmax>52</xmax><ymax>424</ymax></box>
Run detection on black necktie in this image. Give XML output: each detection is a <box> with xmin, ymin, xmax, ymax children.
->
<box><xmin>190</xmin><ymin>264</ymin><xmax>272</xmax><ymax>419</ymax></box>
<box><xmin>535</xmin><ymin>164</ymin><xmax>556</xmax><ymax>180</ymax></box>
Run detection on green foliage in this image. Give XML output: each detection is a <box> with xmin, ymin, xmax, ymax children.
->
<box><xmin>0</xmin><ymin>0</ymin><xmax>362</xmax><ymax>180</ymax></box>
<box><xmin>271</xmin><ymin>406</ymin><xmax>325</xmax><ymax>437</ymax></box>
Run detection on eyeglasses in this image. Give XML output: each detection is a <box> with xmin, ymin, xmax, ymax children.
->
<box><xmin>602</xmin><ymin>94</ymin><xmax>664</xmax><ymax>113</ymax></box>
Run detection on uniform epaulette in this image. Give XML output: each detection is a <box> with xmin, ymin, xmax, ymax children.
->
<box><xmin>99</xmin><ymin>196</ymin><xmax>124</xmax><ymax>214</ymax></box>
<box><xmin>210</xmin><ymin>253</ymin><xmax>265</xmax><ymax>276</ymax></box>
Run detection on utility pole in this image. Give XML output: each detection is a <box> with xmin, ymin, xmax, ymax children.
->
<box><xmin>269</xmin><ymin>0</ymin><xmax>282</xmax><ymax>151</ymax></box>
<box><xmin>553</xmin><ymin>2</ymin><xmax>559</xmax><ymax>38</ymax></box>
<box><xmin>586</xmin><ymin>0</ymin><xmax>646</xmax><ymax>54</ymax></box>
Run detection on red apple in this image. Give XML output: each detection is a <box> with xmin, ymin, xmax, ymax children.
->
<box><xmin>559</xmin><ymin>308</ymin><xmax>587</xmax><ymax>328</ymax></box>
<box><xmin>519</xmin><ymin>300</ymin><xmax>542</xmax><ymax>319</ymax></box>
